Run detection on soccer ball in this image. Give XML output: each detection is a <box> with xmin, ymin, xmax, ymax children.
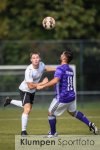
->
<box><xmin>42</xmin><ymin>17</ymin><xmax>55</xmax><ymax>30</ymax></box>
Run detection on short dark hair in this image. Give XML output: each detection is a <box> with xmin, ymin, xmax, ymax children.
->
<box><xmin>30</xmin><ymin>51</ymin><xmax>40</xmax><ymax>58</ymax></box>
<box><xmin>63</xmin><ymin>50</ymin><xmax>73</xmax><ymax>63</ymax></box>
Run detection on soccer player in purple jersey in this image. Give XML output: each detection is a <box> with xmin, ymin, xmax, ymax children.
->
<box><xmin>37</xmin><ymin>50</ymin><xmax>98</xmax><ymax>137</ymax></box>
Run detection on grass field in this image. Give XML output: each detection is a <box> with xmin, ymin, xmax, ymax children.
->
<box><xmin>0</xmin><ymin>103</ymin><xmax>100</xmax><ymax>150</ymax></box>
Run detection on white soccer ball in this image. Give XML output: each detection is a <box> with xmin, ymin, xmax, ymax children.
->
<box><xmin>42</xmin><ymin>17</ymin><xmax>55</xmax><ymax>30</ymax></box>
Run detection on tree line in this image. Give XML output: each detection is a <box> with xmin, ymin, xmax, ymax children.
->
<box><xmin>0</xmin><ymin>0</ymin><xmax>100</xmax><ymax>40</ymax></box>
<box><xmin>0</xmin><ymin>0</ymin><xmax>100</xmax><ymax>91</ymax></box>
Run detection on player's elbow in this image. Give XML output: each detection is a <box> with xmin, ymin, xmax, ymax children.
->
<box><xmin>28</xmin><ymin>85</ymin><xmax>33</xmax><ymax>89</ymax></box>
<box><xmin>27</xmin><ymin>84</ymin><xmax>33</xmax><ymax>89</ymax></box>
<box><xmin>27</xmin><ymin>83</ymin><xmax>36</xmax><ymax>89</ymax></box>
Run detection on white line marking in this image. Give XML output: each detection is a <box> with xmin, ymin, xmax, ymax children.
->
<box><xmin>0</xmin><ymin>116</ymin><xmax>100</xmax><ymax>121</ymax></box>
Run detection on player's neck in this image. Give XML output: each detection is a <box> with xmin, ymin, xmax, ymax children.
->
<box><xmin>32</xmin><ymin>64</ymin><xmax>39</xmax><ymax>69</ymax></box>
<box><xmin>61</xmin><ymin>60</ymin><xmax>68</xmax><ymax>65</ymax></box>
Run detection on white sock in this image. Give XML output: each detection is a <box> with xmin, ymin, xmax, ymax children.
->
<box><xmin>22</xmin><ymin>113</ymin><xmax>28</xmax><ymax>131</ymax></box>
<box><xmin>11</xmin><ymin>100</ymin><xmax>23</xmax><ymax>107</ymax></box>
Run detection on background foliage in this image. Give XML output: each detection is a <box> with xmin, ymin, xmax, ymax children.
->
<box><xmin>0</xmin><ymin>0</ymin><xmax>100</xmax><ymax>40</ymax></box>
<box><xmin>0</xmin><ymin>0</ymin><xmax>100</xmax><ymax>91</ymax></box>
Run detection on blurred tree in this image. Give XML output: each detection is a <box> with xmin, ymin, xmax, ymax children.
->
<box><xmin>0</xmin><ymin>0</ymin><xmax>100</xmax><ymax>40</ymax></box>
<box><xmin>0</xmin><ymin>0</ymin><xmax>100</xmax><ymax>91</ymax></box>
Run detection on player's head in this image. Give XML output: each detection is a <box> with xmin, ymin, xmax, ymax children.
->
<box><xmin>30</xmin><ymin>52</ymin><xmax>41</xmax><ymax>67</ymax></box>
<box><xmin>60</xmin><ymin>50</ymin><xmax>73</xmax><ymax>63</ymax></box>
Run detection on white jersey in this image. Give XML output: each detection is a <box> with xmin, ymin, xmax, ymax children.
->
<box><xmin>19</xmin><ymin>62</ymin><xmax>45</xmax><ymax>93</ymax></box>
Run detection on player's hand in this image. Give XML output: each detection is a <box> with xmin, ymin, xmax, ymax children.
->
<box><xmin>37</xmin><ymin>85</ymin><xmax>44</xmax><ymax>90</ymax></box>
<box><xmin>42</xmin><ymin>77</ymin><xmax>48</xmax><ymax>84</ymax></box>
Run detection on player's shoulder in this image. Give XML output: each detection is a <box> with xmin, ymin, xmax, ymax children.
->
<box><xmin>25</xmin><ymin>64</ymin><xmax>33</xmax><ymax>71</ymax></box>
<box><xmin>40</xmin><ymin>61</ymin><xmax>45</xmax><ymax>66</ymax></box>
<box><xmin>56</xmin><ymin>64</ymin><xmax>73</xmax><ymax>72</ymax></box>
<box><xmin>56</xmin><ymin>65</ymin><xmax>64</xmax><ymax>72</ymax></box>
<box><xmin>57</xmin><ymin>64</ymin><xmax>67</xmax><ymax>70</ymax></box>
<box><xmin>68</xmin><ymin>65</ymin><xmax>73</xmax><ymax>72</ymax></box>
<box><xmin>39</xmin><ymin>61</ymin><xmax>45</xmax><ymax>68</ymax></box>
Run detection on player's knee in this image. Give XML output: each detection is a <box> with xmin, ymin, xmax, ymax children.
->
<box><xmin>48</xmin><ymin>111</ymin><xmax>53</xmax><ymax>116</ymax></box>
<box><xmin>23</xmin><ymin>103</ymin><xmax>32</xmax><ymax>114</ymax></box>
<box><xmin>67</xmin><ymin>110</ymin><xmax>76</xmax><ymax>117</ymax></box>
<box><xmin>24</xmin><ymin>107</ymin><xmax>31</xmax><ymax>114</ymax></box>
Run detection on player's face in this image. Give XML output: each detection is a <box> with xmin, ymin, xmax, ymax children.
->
<box><xmin>60</xmin><ymin>52</ymin><xmax>67</xmax><ymax>61</ymax></box>
<box><xmin>31</xmin><ymin>54</ymin><xmax>41</xmax><ymax>67</ymax></box>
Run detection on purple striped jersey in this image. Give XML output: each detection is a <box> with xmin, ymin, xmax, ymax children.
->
<box><xmin>54</xmin><ymin>64</ymin><xmax>75</xmax><ymax>103</ymax></box>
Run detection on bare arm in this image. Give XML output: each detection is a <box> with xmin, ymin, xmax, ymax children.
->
<box><xmin>27</xmin><ymin>77</ymin><xmax>48</xmax><ymax>90</ymax></box>
<box><xmin>27</xmin><ymin>82</ymin><xmax>38</xmax><ymax>89</ymax></box>
<box><xmin>45</xmin><ymin>66</ymin><xmax>56</xmax><ymax>72</ymax></box>
<box><xmin>37</xmin><ymin>77</ymin><xmax>60</xmax><ymax>90</ymax></box>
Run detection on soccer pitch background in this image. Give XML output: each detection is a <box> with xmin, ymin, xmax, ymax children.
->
<box><xmin>0</xmin><ymin>103</ymin><xmax>100</xmax><ymax>150</ymax></box>
<box><xmin>0</xmin><ymin>0</ymin><xmax>100</xmax><ymax>149</ymax></box>
<box><xmin>0</xmin><ymin>65</ymin><xmax>100</xmax><ymax>150</ymax></box>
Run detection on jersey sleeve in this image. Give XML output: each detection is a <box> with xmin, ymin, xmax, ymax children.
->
<box><xmin>41</xmin><ymin>62</ymin><xmax>45</xmax><ymax>72</ymax></box>
<box><xmin>54</xmin><ymin>67</ymin><xmax>63</xmax><ymax>79</ymax></box>
<box><xmin>25</xmin><ymin>68</ymin><xmax>33</xmax><ymax>82</ymax></box>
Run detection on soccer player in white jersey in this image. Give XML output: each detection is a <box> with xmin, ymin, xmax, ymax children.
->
<box><xmin>4</xmin><ymin>52</ymin><xmax>55</xmax><ymax>135</ymax></box>
<box><xmin>37</xmin><ymin>50</ymin><xmax>98</xmax><ymax>137</ymax></box>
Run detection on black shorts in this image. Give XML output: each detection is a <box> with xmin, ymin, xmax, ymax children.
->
<box><xmin>19</xmin><ymin>90</ymin><xmax>35</xmax><ymax>106</ymax></box>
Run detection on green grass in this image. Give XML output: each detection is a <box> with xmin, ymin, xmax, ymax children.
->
<box><xmin>0</xmin><ymin>105</ymin><xmax>100</xmax><ymax>150</ymax></box>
